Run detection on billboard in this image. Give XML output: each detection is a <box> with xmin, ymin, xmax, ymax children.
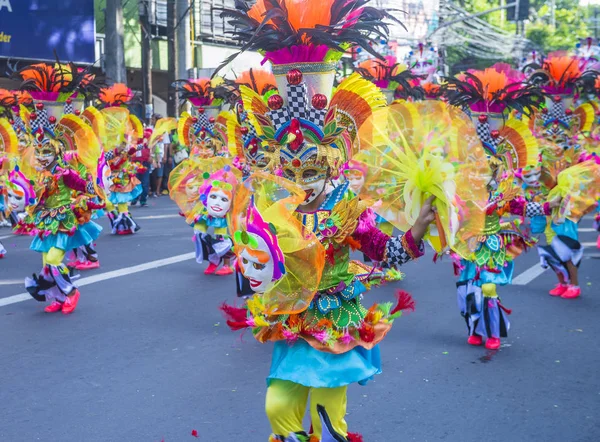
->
<box><xmin>0</xmin><ymin>0</ymin><xmax>95</xmax><ymax>64</ymax></box>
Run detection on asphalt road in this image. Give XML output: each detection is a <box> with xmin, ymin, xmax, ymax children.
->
<box><xmin>0</xmin><ymin>197</ymin><xmax>598</xmax><ymax>442</ymax></box>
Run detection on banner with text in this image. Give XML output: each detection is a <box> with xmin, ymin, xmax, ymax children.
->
<box><xmin>0</xmin><ymin>0</ymin><xmax>95</xmax><ymax>63</ymax></box>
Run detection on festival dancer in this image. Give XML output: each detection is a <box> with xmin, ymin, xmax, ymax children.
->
<box><xmin>443</xmin><ymin>63</ymin><xmax>561</xmax><ymax>349</ymax></box>
<box><xmin>218</xmin><ymin>1</ymin><xmax>435</xmax><ymax>439</ymax></box>
<box><xmin>95</xmin><ymin>85</ymin><xmax>145</xmax><ymax>235</ymax></box>
<box><xmin>15</xmin><ymin>62</ymin><xmax>102</xmax><ymax>313</ymax></box>
<box><xmin>527</xmin><ymin>53</ymin><xmax>600</xmax><ymax>298</ymax></box>
<box><xmin>169</xmin><ymin>158</ymin><xmax>241</xmax><ymax>275</ymax></box>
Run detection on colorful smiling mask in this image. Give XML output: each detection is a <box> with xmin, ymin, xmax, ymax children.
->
<box><xmin>199</xmin><ymin>166</ymin><xmax>239</xmax><ymax>218</ymax></box>
<box><xmin>230</xmin><ymin>172</ymin><xmax>325</xmax><ymax>314</ymax></box>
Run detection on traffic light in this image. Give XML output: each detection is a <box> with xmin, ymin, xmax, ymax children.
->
<box><xmin>507</xmin><ymin>0</ymin><xmax>530</xmax><ymax>21</ymax></box>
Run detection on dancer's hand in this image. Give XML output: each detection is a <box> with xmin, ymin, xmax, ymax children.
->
<box><xmin>411</xmin><ymin>196</ymin><xmax>436</xmax><ymax>243</ymax></box>
<box><xmin>549</xmin><ymin>195</ymin><xmax>562</xmax><ymax>209</ymax></box>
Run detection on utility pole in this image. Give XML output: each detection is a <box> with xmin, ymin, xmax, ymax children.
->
<box><xmin>138</xmin><ymin>0</ymin><xmax>153</xmax><ymax>123</ymax></box>
<box><xmin>105</xmin><ymin>0</ymin><xmax>127</xmax><ymax>83</ymax></box>
<box><xmin>515</xmin><ymin>0</ymin><xmax>520</xmax><ymax>36</ymax></box>
<box><xmin>177</xmin><ymin>0</ymin><xmax>191</xmax><ymax>78</ymax></box>
<box><xmin>167</xmin><ymin>0</ymin><xmax>179</xmax><ymax>117</ymax></box>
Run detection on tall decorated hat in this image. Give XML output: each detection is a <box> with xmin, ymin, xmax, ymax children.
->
<box><xmin>173</xmin><ymin>78</ymin><xmax>231</xmax><ymax>158</ymax></box>
<box><xmin>225</xmin><ymin>69</ymin><xmax>278</xmax><ymax>171</ymax></box>
<box><xmin>527</xmin><ymin>53</ymin><xmax>598</xmax><ymax>148</ymax></box>
<box><xmin>14</xmin><ymin>62</ymin><xmax>99</xmax><ymax>168</ymax></box>
<box><xmin>444</xmin><ymin>63</ymin><xmax>542</xmax><ymax>173</ymax></box>
<box><xmin>220</xmin><ymin>0</ymin><xmax>392</xmax><ymax>178</ymax></box>
<box><xmin>355</xmin><ymin>56</ymin><xmax>424</xmax><ymax>103</ymax></box>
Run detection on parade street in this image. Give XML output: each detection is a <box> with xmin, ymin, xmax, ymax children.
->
<box><xmin>1</xmin><ymin>198</ymin><xmax>598</xmax><ymax>442</ymax></box>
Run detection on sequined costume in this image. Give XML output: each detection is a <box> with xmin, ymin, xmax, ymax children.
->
<box><xmin>13</xmin><ymin>62</ymin><xmax>103</xmax><ymax>314</ymax></box>
<box><xmin>217</xmin><ymin>2</ymin><xmax>430</xmax><ymax>438</ymax></box>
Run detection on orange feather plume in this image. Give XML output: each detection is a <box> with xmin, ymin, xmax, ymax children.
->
<box><xmin>19</xmin><ymin>63</ymin><xmax>74</xmax><ymax>92</ymax></box>
<box><xmin>98</xmin><ymin>83</ymin><xmax>134</xmax><ymax>106</ymax></box>
<box><xmin>468</xmin><ymin>68</ymin><xmax>509</xmax><ymax>101</ymax></box>
<box><xmin>284</xmin><ymin>0</ymin><xmax>335</xmax><ymax>30</ymax></box>
<box><xmin>544</xmin><ymin>55</ymin><xmax>582</xmax><ymax>86</ymax></box>
<box><xmin>235</xmin><ymin>69</ymin><xmax>276</xmax><ymax>95</ymax></box>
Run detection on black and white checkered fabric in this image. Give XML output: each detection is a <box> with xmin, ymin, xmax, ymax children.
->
<box><xmin>242</xmin><ymin>124</ymin><xmax>258</xmax><ymax>146</ymax></box>
<box><xmin>525</xmin><ymin>202</ymin><xmax>546</xmax><ymax>218</ymax></box>
<box><xmin>104</xmin><ymin>150</ymin><xmax>115</xmax><ymax>161</ymax></box>
<box><xmin>86</xmin><ymin>181</ymin><xmax>95</xmax><ymax>194</ymax></box>
<box><xmin>544</xmin><ymin>101</ymin><xmax>572</xmax><ymax>125</ymax></box>
<box><xmin>305</xmin><ymin>107</ymin><xmax>326</xmax><ymax>129</ymax></box>
<box><xmin>475</xmin><ymin>121</ymin><xmax>498</xmax><ymax>150</ymax></box>
<box><xmin>287</xmin><ymin>83</ymin><xmax>307</xmax><ymax>120</ymax></box>
<box><xmin>386</xmin><ymin>235</ymin><xmax>423</xmax><ymax>266</ymax></box>
<box><xmin>30</xmin><ymin>108</ymin><xmax>49</xmax><ymax>133</ymax></box>
<box><xmin>64</xmin><ymin>102</ymin><xmax>74</xmax><ymax>115</ymax></box>
<box><xmin>268</xmin><ymin>108</ymin><xmax>290</xmax><ymax>134</ymax></box>
<box><xmin>13</xmin><ymin>116</ymin><xmax>25</xmax><ymax>133</ymax></box>
<box><xmin>196</xmin><ymin>113</ymin><xmax>214</xmax><ymax>133</ymax></box>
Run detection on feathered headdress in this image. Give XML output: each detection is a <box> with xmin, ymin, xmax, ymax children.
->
<box><xmin>218</xmin><ymin>0</ymin><xmax>402</xmax><ymax>69</ymax></box>
<box><xmin>444</xmin><ymin>63</ymin><xmax>541</xmax><ymax>115</ymax></box>
<box><xmin>527</xmin><ymin>54</ymin><xmax>598</xmax><ymax>144</ymax></box>
<box><xmin>527</xmin><ymin>52</ymin><xmax>597</xmax><ymax>95</ymax></box>
<box><xmin>235</xmin><ymin>69</ymin><xmax>278</xmax><ymax>97</ymax></box>
<box><xmin>15</xmin><ymin>62</ymin><xmax>95</xmax><ymax>102</ymax></box>
<box><xmin>444</xmin><ymin>64</ymin><xmax>541</xmax><ymax>172</ymax></box>
<box><xmin>15</xmin><ymin>62</ymin><xmax>100</xmax><ymax>169</ymax></box>
<box><xmin>356</xmin><ymin>56</ymin><xmax>424</xmax><ymax>102</ymax></box>
<box><xmin>97</xmin><ymin>83</ymin><xmax>135</xmax><ymax>108</ymax></box>
<box><xmin>421</xmin><ymin>81</ymin><xmax>442</xmax><ymax>100</ymax></box>
<box><xmin>173</xmin><ymin>77</ymin><xmax>225</xmax><ymax>108</ymax></box>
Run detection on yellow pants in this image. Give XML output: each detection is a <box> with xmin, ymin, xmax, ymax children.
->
<box><xmin>42</xmin><ymin>247</ymin><xmax>66</xmax><ymax>266</ymax></box>
<box><xmin>265</xmin><ymin>379</ymin><xmax>348</xmax><ymax>440</ymax></box>
<box><xmin>117</xmin><ymin>203</ymin><xmax>128</xmax><ymax>214</ymax></box>
<box><xmin>105</xmin><ymin>201</ymin><xmax>115</xmax><ymax>212</ymax></box>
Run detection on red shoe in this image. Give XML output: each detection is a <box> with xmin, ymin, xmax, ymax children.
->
<box><xmin>0</xmin><ymin>254</ymin><xmax>4</xmax><ymax>259</ymax></box>
<box><xmin>467</xmin><ymin>335</ymin><xmax>483</xmax><ymax>346</ymax></box>
<box><xmin>117</xmin><ymin>229</ymin><xmax>132</xmax><ymax>235</ymax></box>
<box><xmin>561</xmin><ymin>286</ymin><xmax>581</xmax><ymax>299</ymax></box>
<box><xmin>62</xmin><ymin>290</ymin><xmax>80</xmax><ymax>314</ymax></box>
<box><xmin>485</xmin><ymin>337</ymin><xmax>501</xmax><ymax>350</ymax></box>
<box><xmin>549</xmin><ymin>284</ymin><xmax>568</xmax><ymax>297</ymax></box>
<box><xmin>44</xmin><ymin>301</ymin><xmax>63</xmax><ymax>313</ymax></box>
<box><xmin>215</xmin><ymin>266</ymin><xmax>233</xmax><ymax>276</ymax></box>
<box><xmin>66</xmin><ymin>260</ymin><xmax>78</xmax><ymax>268</ymax></box>
<box><xmin>204</xmin><ymin>263</ymin><xmax>218</xmax><ymax>275</ymax></box>
<box><xmin>76</xmin><ymin>260</ymin><xmax>100</xmax><ymax>270</ymax></box>
<box><xmin>597</xmin><ymin>235</ymin><xmax>600</xmax><ymax>249</ymax></box>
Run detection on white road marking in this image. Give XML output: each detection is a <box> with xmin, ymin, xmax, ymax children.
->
<box><xmin>0</xmin><ymin>234</ymin><xmax>15</xmax><ymax>240</ymax></box>
<box><xmin>0</xmin><ymin>279</ymin><xmax>24</xmax><ymax>285</ymax></box>
<box><xmin>136</xmin><ymin>214</ymin><xmax>180</xmax><ymax>220</ymax></box>
<box><xmin>582</xmin><ymin>242</ymin><xmax>597</xmax><ymax>248</ymax></box>
<box><xmin>579</xmin><ymin>228</ymin><xmax>597</xmax><ymax>232</ymax></box>
<box><xmin>513</xmin><ymin>263</ymin><xmax>546</xmax><ymax>285</ymax></box>
<box><xmin>0</xmin><ymin>252</ymin><xmax>195</xmax><ymax>308</ymax></box>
